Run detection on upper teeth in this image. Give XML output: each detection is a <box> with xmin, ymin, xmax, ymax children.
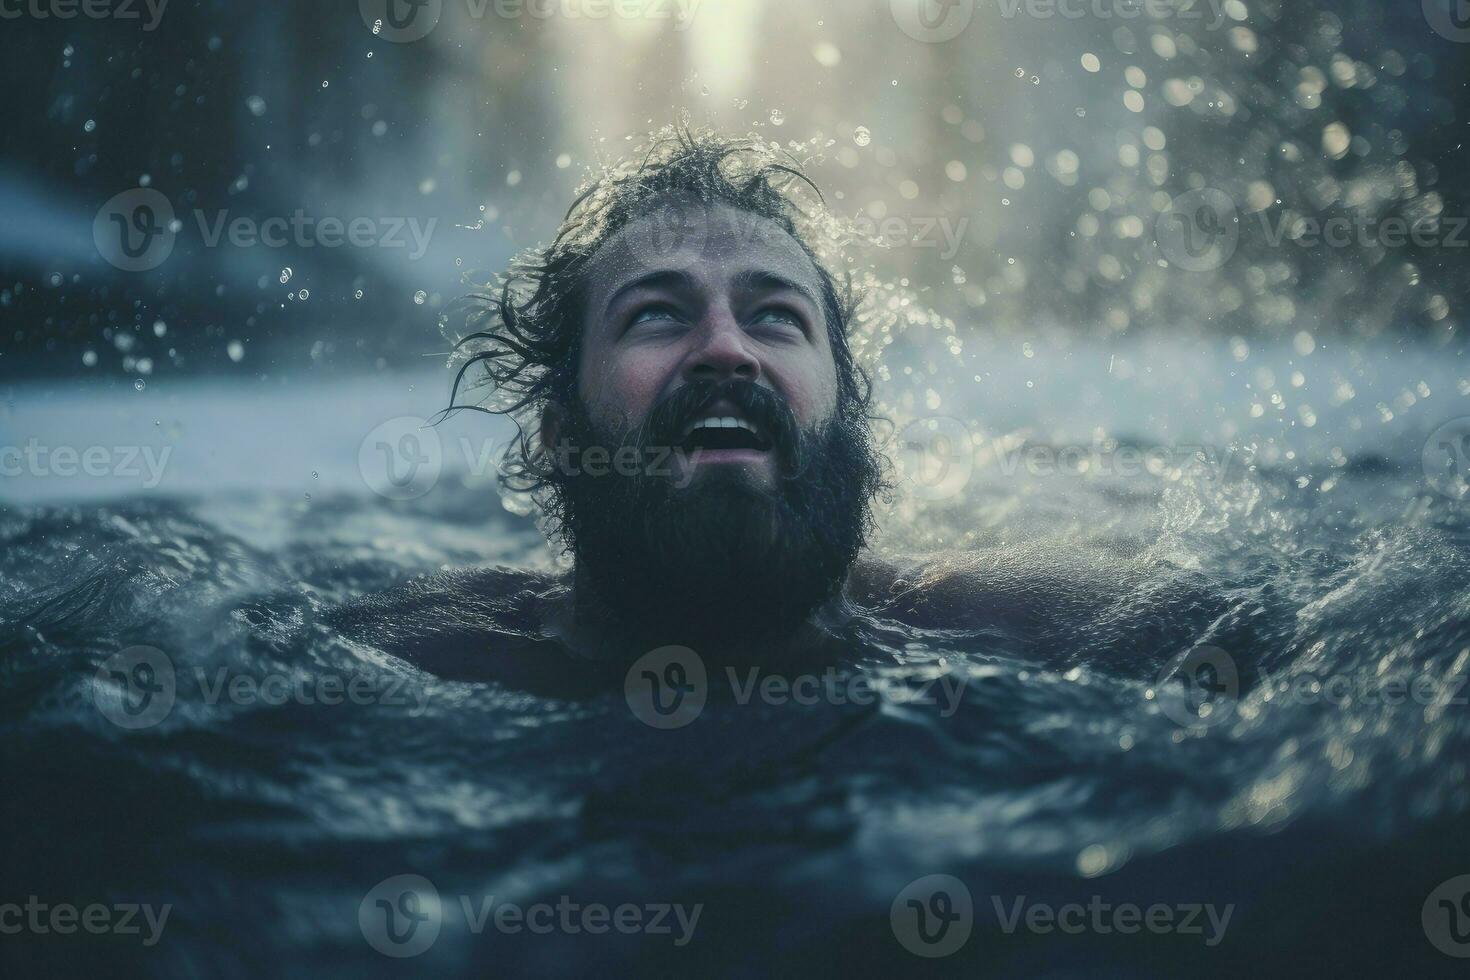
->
<box><xmin>682</xmin><ymin>416</ymin><xmax>760</xmax><ymax>438</ymax></box>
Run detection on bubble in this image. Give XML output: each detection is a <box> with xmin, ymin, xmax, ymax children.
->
<box><xmin>1015</xmin><ymin>68</ymin><xmax>1026</xmax><ymax>78</ymax></box>
<box><xmin>1076</xmin><ymin>107</ymin><xmax>1087</xmax><ymax>117</ymax></box>
<box><xmin>134</xmin><ymin>379</ymin><xmax>146</xmax><ymax>391</ymax></box>
<box><xmin>227</xmin><ymin>340</ymin><xmax>245</xmax><ymax>362</ymax></box>
<box><xmin>279</xmin><ymin>267</ymin><xmax>293</xmax><ymax>284</ymax></box>
<box><xmin>770</xmin><ymin>109</ymin><xmax>785</xmax><ymax>126</ymax></box>
<box><xmin>413</xmin><ymin>290</ymin><xmax>428</xmax><ymax>305</ymax></box>
<box><xmin>297</xmin><ymin>289</ymin><xmax>309</xmax><ymax>300</ymax></box>
<box><xmin>853</xmin><ymin>126</ymin><xmax>872</xmax><ymax>147</ymax></box>
<box><xmin>354</xmin><ymin>289</ymin><xmax>364</xmax><ymax>299</ymax></box>
<box><xmin>83</xmin><ymin>119</ymin><xmax>96</xmax><ymax>132</ymax></box>
<box><xmin>82</xmin><ymin>350</ymin><xmax>98</xmax><ymax>367</ymax></box>
<box><xmin>153</xmin><ymin>319</ymin><xmax>167</xmax><ymax>337</ymax></box>
<box><xmin>321</xmin><ymin>80</ymin><xmax>329</xmax><ymax>88</ymax></box>
<box><xmin>1031</xmin><ymin>75</ymin><xmax>1041</xmax><ymax>85</ymax></box>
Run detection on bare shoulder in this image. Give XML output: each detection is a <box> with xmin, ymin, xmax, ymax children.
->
<box><xmin>847</xmin><ymin>545</ymin><xmax>1180</xmax><ymax>633</ymax></box>
<box><xmin>325</xmin><ymin>565</ymin><xmax>570</xmax><ymax>679</ymax></box>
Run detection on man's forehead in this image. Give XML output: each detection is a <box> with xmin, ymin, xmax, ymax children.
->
<box><xmin>583</xmin><ymin>202</ymin><xmax>826</xmax><ymax>310</ymax></box>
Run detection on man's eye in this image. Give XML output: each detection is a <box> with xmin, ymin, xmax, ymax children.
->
<box><xmin>627</xmin><ymin>305</ymin><xmax>684</xmax><ymax>329</ymax></box>
<box><xmin>750</xmin><ymin>307</ymin><xmax>803</xmax><ymax>329</ymax></box>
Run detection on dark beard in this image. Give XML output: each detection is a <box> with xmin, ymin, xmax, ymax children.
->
<box><xmin>549</xmin><ymin>380</ymin><xmax>879</xmax><ymax>656</ymax></box>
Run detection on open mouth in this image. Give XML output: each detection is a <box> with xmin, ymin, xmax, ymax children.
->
<box><xmin>678</xmin><ymin>415</ymin><xmax>773</xmax><ymax>454</ymax></box>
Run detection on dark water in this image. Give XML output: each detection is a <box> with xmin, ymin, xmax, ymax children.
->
<box><xmin>3</xmin><ymin>430</ymin><xmax>1469</xmax><ymax>977</ymax></box>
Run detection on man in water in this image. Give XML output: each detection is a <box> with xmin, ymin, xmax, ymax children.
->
<box><xmin>330</xmin><ymin>131</ymin><xmax>1126</xmax><ymax>684</ymax></box>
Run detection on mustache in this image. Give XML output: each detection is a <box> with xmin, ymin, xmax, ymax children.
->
<box><xmin>634</xmin><ymin>379</ymin><xmax>803</xmax><ymax>466</ymax></box>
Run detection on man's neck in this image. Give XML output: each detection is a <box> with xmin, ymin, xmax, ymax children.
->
<box><xmin>554</xmin><ymin>562</ymin><xmax>858</xmax><ymax>666</ymax></box>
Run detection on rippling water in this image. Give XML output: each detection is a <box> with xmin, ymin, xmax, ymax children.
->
<box><xmin>3</xmin><ymin>339</ymin><xmax>1469</xmax><ymax>977</ymax></box>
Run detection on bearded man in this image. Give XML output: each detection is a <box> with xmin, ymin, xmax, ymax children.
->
<box><xmin>329</xmin><ymin>131</ymin><xmax>1132</xmax><ymax>685</ymax></box>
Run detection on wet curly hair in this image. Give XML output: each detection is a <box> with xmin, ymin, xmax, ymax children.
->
<box><xmin>439</xmin><ymin>126</ymin><xmax>880</xmax><ymax>521</ymax></box>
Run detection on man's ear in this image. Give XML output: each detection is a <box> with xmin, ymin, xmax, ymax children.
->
<box><xmin>540</xmin><ymin>401</ymin><xmax>564</xmax><ymax>453</ymax></box>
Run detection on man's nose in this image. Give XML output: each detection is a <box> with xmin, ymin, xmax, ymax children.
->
<box><xmin>684</xmin><ymin>314</ymin><xmax>760</xmax><ymax>383</ymax></box>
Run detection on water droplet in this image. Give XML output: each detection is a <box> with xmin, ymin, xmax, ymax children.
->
<box><xmin>297</xmin><ymin>289</ymin><xmax>309</xmax><ymax>300</ymax></box>
<box><xmin>82</xmin><ymin>350</ymin><xmax>98</xmax><ymax>367</ymax></box>
<box><xmin>1075</xmin><ymin>107</ymin><xmax>1087</xmax><ymax>117</ymax></box>
<box><xmin>321</xmin><ymin>79</ymin><xmax>329</xmax><ymax>88</ymax></box>
<box><xmin>1015</xmin><ymin>67</ymin><xmax>1026</xmax><ymax>78</ymax></box>
<box><xmin>83</xmin><ymin>119</ymin><xmax>96</xmax><ymax>132</ymax></box>
<box><xmin>1031</xmin><ymin>75</ymin><xmax>1041</xmax><ymax>85</ymax></box>
<box><xmin>770</xmin><ymin>109</ymin><xmax>785</xmax><ymax>126</ymax></box>
<box><xmin>227</xmin><ymin>340</ymin><xmax>245</xmax><ymax>362</ymax></box>
<box><xmin>279</xmin><ymin>267</ymin><xmax>293</xmax><ymax>284</ymax></box>
<box><xmin>413</xmin><ymin>290</ymin><xmax>427</xmax><ymax>305</ymax></box>
<box><xmin>134</xmin><ymin>379</ymin><xmax>145</xmax><ymax>391</ymax></box>
<box><xmin>853</xmin><ymin>126</ymin><xmax>872</xmax><ymax>147</ymax></box>
<box><xmin>354</xmin><ymin>289</ymin><xmax>364</xmax><ymax>299</ymax></box>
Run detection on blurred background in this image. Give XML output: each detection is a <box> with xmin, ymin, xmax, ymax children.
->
<box><xmin>2</xmin><ymin>0</ymin><xmax>1468</xmax><ymax>500</ymax></box>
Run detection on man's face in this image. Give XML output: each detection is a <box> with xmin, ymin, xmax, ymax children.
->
<box><xmin>544</xmin><ymin>197</ymin><xmax>877</xmax><ymax>652</ymax></box>
<box><xmin>568</xmin><ymin>201</ymin><xmax>840</xmax><ymax>488</ymax></box>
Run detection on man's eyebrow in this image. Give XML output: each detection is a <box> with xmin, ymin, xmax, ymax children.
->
<box><xmin>603</xmin><ymin>269</ymin><xmax>698</xmax><ymax>317</ymax></box>
<box><xmin>731</xmin><ymin>270</ymin><xmax>821</xmax><ymax>310</ymax></box>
